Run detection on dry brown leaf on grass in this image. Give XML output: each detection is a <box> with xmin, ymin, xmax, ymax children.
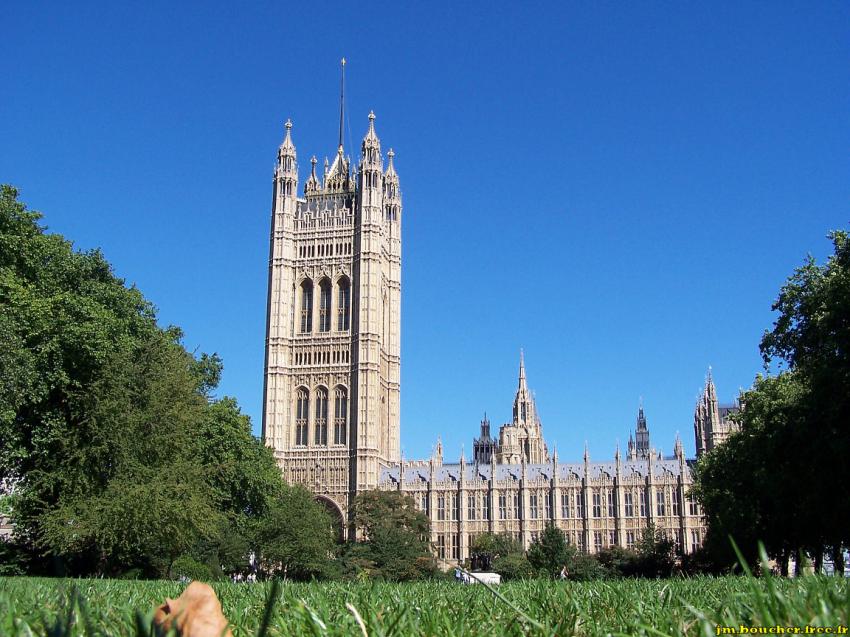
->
<box><xmin>153</xmin><ymin>581</ymin><xmax>234</xmax><ymax>637</ymax></box>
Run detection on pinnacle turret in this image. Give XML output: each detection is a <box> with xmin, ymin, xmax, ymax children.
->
<box><xmin>305</xmin><ymin>156</ymin><xmax>320</xmax><ymax>194</ymax></box>
<box><xmin>385</xmin><ymin>148</ymin><xmax>398</xmax><ymax>178</ymax></box>
<box><xmin>279</xmin><ymin>119</ymin><xmax>296</xmax><ymax>156</ymax></box>
<box><xmin>276</xmin><ymin>119</ymin><xmax>297</xmax><ymax>197</ymax></box>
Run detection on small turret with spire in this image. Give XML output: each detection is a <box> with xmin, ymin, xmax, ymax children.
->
<box><xmin>305</xmin><ymin>155</ymin><xmax>320</xmax><ymax>195</ymax></box>
<box><xmin>673</xmin><ymin>432</ymin><xmax>684</xmax><ymax>462</ymax></box>
<box><xmin>383</xmin><ymin>148</ymin><xmax>400</xmax><ymax>222</ymax></box>
<box><xmin>276</xmin><ymin>119</ymin><xmax>298</xmax><ymax>198</ymax></box>
<box><xmin>629</xmin><ymin>398</ymin><xmax>651</xmax><ymax>459</ymax></box>
<box><xmin>359</xmin><ymin>111</ymin><xmax>383</xmax><ymax>210</ymax></box>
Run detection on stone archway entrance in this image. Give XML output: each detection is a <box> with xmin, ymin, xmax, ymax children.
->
<box><xmin>315</xmin><ymin>495</ymin><xmax>345</xmax><ymax>541</ymax></box>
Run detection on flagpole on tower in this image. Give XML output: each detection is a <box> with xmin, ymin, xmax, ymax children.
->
<box><xmin>338</xmin><ymin>57</ymin><xmax>346</xmax><ymax>151</ymax></box>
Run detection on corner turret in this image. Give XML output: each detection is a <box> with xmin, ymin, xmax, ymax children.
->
<box><xmin>276</xmin><ymin>119</ymin><xmax>298</xmax><ymax>198</ymax></box>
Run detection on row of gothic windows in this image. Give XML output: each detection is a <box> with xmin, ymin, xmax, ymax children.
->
<box><xmin>294</xmin><ymin>386</ymin><xmax>348</xmax><ymax>446</ymax></box>
<box><xmin>421</xmin><ymin>489</ymin><xmax>699</xmax><ymax>522</ymax></box>
<box><xmin>299</xmin><ymin>277</ymin><xmax>350</xmax><ymax>334</ymax></box>
<box><xmin>294</xmin><ymin>349</ymin><xmax>350</xmax><ymax>366</ymax></box>
<box><xmin>298</xmin><ymin>242</ymin><xmax>352</xmax><ymax>259</ymax></box>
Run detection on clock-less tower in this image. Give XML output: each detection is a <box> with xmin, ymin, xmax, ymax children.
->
<box><xmin>261</xmin><ymin>88</ymin><xmax>402</xmax><ymax>533</ymax></box>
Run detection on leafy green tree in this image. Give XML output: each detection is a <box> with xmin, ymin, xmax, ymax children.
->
<box><xmin>348</xmin><ymin>490</ymin><xmax>435</xmax><ymax>581</ymax></box>
<box><xmin>527</xmin><ymin>523</ymin><xmax>571</xmax><ymax>579</ymax></box>
<box><xmin>0</xmin><ymin>185</ymin><xmax>293</xmax><ymax>578</ymax></box>
<box><xmin>254</xmin><ymin>484</ymin><xmax>337</xmax><ymax>581</ymax></box>
<box><xmin>633</xmin><ymin>523</ymin><xmax>676</xmax><ymax>578</ymax></box>
<box><xmin>760</xmin><ymin>229</ymin><xmax>850</xmax><ymax>570</ymax></box>
<box><xmin>193</xmin><ymin>397</ymin><xmax>286</xmax><ymax>576</ymax></box>
<box><xmin>693</xmin><ymin>372</ymin><xmax>808</xmax><ymax>571</ymax></box>
<box><xmin>694</xmin><ymin>229</ymin><xmax>850</xmax><ymax>573</ymax></box>
<box><xmin>596</xmin><ymin>545</ymin><xmax>639</xmax><ymax>578</ymax></box>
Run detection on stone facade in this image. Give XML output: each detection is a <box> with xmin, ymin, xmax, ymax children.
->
<box><xmin>262</xmin><ymin>101</ymin><xmax>727</xmax><ymax>559</ymax></box>
<box><xmin>381</xmin><ymin>357</ymin><xmax>707</xmax><ymax>562</ymax></box>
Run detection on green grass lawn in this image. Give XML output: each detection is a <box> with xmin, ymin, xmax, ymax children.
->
<box><xmin>1</xmin><ymin>575</ymin><xmax>848</xmax><ymax>636</ymax></box>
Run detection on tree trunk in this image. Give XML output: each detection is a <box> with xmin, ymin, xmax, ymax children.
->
<box><xmin>780</xmin><ymin>549</ymin><xmax>789</xmax><ymax>577</ymax></box>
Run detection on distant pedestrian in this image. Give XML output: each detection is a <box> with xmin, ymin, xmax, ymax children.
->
<box><xmin>559</xmin><ymin>566</ymin><xmax>567</xmax><ymax>580</ymax></box>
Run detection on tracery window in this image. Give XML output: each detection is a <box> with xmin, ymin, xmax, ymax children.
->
<box><xmin>624</xmin><ymin>492</ymin><xmax>634</xmax><ymax>517</ymax></box>
<box><xmin>299</xmin><ymin>280</ymin><xmax>313</xmax><ymax>333</ymax></box>
<box><xmin>451</xmin><ymin>494</ymin><xmax>459</xmax><ymax>521</ymax></box>
<box><xmin>314</xmin><ymin>387</ymin><xmax>328</xmax><ymax>445</ymax></box>
<box><xmin>607</xmin><ymin>490</ymin><xmax>616</xmax><ymax>517</ymax></box>
<box><xmin>594</xmin><ymin>531</ymin><xmax>603</xmax><ymax>553</ymax></box>
<box><xmin>656</xmin><ymin>490</ymin><xmax>666</xmax><ymax>516</ymax></box>
<box><xmin>690</xmin><ymin>529</ymin><xmax>701</xmax><ymax>552</ymax></box>
<box><xmin>592</xmin><ymin>491</ymin><xmax>602</xmax><ymax>518</ymax></box>
<box><xmin>498</xmin><ymin>494</ymin><xmax>507</xmax><ymax>520</ymax></box>
<box><xmin>467</xmin><ymin>494</ymin><xmax>477</xmax><ymax>521</ymax></box>
<box><xmin>295</xmin><ymin>388</ymin><xmax>308</xmax><ymax>446</ymax></box>
<box><xmin>337</xmin><ymin>278</ymin><xmax>350</xmax><ymax>331</ymax></box>
<box><xmin>438</xmin><ymin>495</ymin><xmax>446</xmax><ymax>521</ymax></box>
<box><xmin>672</xmin><ymin>490</ymin><xmax>682</xmax><ymax>516</ymax></box>
<box><xmin>529</xmin><ymin>494</ymin><xmax>539</xmax><ymax>519</ymax></box>
<box><xmin>333</xmin><ymin>386</ymin><xmax>347</xmax><ymax>445</ymax></box>
<box><xmin>482</xmin><ymin>493</ymin><xmax>490</xmax><ymax>520</ymax></box>
<box><xmin>561</xmin><ymin>493</ymin><xmax>570</xmax><ymax>518</ymax></box>
<box><xmin>512</xmin><ymin>492</ymin><xmax>520</xmax><ymax>520</ymax></box>
<box><xmin>639</xmin><ymin>489</ymin><xmax>648</xmax><ymax>517</ymax></box>
<box><xmin>626</xmin><ymin>531</ymin><xmax>636</xmax><ymax>549</ymax></box>
<box><xmin>319</xmin><ymin>279</ymin><xmax>332</xmax><ymax>332</ymax></box>
<box><xmin>688</xmin><ymin>497</ymin><xmax>700</xmax><ymax>516</ymax></box>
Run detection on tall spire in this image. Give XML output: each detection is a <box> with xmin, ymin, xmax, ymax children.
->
<box><xmin>338</xmin><ymin>57</ymin><xmax>346</xmax><ymax>152</ymax></box>
<box><xmin>518</xmin><ymin>348</ymin><xmax>527</xmax><ymax>392</ymax></box>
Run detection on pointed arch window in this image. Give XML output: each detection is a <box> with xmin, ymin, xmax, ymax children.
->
<box><xmin>319</xmin><ymin>279</ymin><xmax>332</xmax><ymax>332</ymax></box>
<box><xmin>314</xmin><ymin>387</ymin><xmax>328</xmax><ymax>445</ymax></box>
<box><xmin>300</xmin><ymin>280</ymin><xmax>313</xmax><ymax>333</ymax></box>
<box><xmin>337</xmin><ymin>277</ymin><xmax>350</xmax><ymax>331</ymax></box>
<box><xmin>295</xmin><ymin>388</ymin><xmax>309</xmax><ymax>446</ymax></box>
<box><xmin>334</xmin><ymin>386</ymin><xmax>348</xmax><ymax>445</ymax></box>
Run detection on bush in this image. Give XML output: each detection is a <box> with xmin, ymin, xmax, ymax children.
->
<box><xmin>493</xmin><ymin>552</ymin><xmax>535</xmax><ymax>580</ymax></box>
<box><xmin>171</xmin><ymin>555</ymin><xmax>216</xmax><ymax>582</ymax></box>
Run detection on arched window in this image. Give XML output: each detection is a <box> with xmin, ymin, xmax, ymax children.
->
<box><xmin>295</xmin><ymin>388</ymin><xmax>309</xmax><ymax>446</ymax></box>
<box><xmin>334</xmin><ymin>386</ymin><xmax>348</xmax><ymax>445</ymax></box>
<box><xmin>319</xmin><ymin>279</ymin><xmax>332</xmax><ymax>332</ymax></box>
<box><xmin>300</xmin><ymin>280</ymin><xmax>313</xmax><ymax>334</ymax></box>
<box><xmin>314</xmin><ymin>387</ymin><xmax>328</xmax><ymax>445</ymax></box>
<box><xmin>337</xmin><ymin>277</ymin><xmax>350</xmax><ymax>331</ymax></box>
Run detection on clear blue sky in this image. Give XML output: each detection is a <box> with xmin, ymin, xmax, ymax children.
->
<box><xmin>2</xmin><ymin>2</ymin><xmax>848</xmax><ymax>462</ymax></box>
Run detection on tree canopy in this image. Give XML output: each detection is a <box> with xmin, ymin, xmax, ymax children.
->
<box><xmin>346</xmin><ymin>490</ymin><xmax>435</xmax><ymax>581</ymax></box>
<box><xmin>0</xmin><ymin>185</ymin><xmax>334</xmax><ymax>579</ymax></box>
<box><xmin>694</xmin><ymin>229</ymin><xmax>850</xmax><ymax>572</ymax></box>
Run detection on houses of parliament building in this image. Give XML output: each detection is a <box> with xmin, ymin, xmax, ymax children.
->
<box><xmin>261</xmin><ymin>87</ymin><xmax>739</xmax><ymax>563</ymax></box>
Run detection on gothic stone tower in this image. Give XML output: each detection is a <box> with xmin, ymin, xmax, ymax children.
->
<box><xmin>262</xmin><ymin>106</ymin><xmax>402</xmax><ymax>530</ymax></box>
